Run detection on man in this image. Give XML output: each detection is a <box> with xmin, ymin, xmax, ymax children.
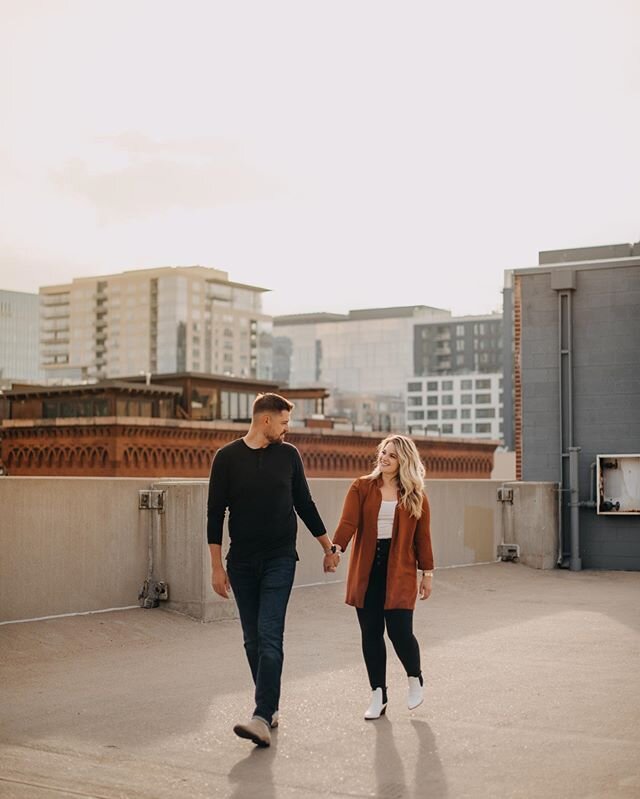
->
<box><xmin>207</xmin><ymin>392</ymin><xmax>340</xmax><ymax>748</ymax></box>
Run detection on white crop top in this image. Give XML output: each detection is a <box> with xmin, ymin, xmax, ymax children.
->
<box><xmin>377</xmin><ymin>500</ymin><xmax>397</xmax><ymax>539</ymax></box>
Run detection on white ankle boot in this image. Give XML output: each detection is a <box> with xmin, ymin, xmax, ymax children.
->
<box><xmin>364</xmin><ymin>687</ymin><xmax>387</xmax><ymax>720</ymax></box>
<box><xmin>407</xmin><ymin>676</ymin><xmax>424</xmax><ymax>710</ymax></box>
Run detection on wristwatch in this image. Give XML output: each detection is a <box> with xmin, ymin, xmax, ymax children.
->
<box><xmin>329</xmin><ymin>545</ymin><xmax>341</xmax><ymax>554</ymax></box>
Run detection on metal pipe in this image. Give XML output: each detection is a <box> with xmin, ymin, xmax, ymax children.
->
<box><xmin>578</xmin><ymin>462</ymin><xmax>597</xmax><ymax>508</ymax></box>
<box><xmin>557</xmin><ymin>293</ymin><xmax>564</xmax><ymax>565</ymax></box>
<box><xmin>569</xmin><ymin>447</ymin><xmax>582</xmax><ymax>571</ymax></box>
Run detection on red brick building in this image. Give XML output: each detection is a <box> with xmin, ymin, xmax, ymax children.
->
<box><xmin>0</xmin><ymin>377</ymin><xmax>497</xmax><ymax>478</ymax></box>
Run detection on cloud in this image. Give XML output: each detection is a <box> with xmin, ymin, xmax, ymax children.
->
<box><xmin>51</xmin><ymin>133</ymin><xmax>282</xmax><ymax>222</ymax></box>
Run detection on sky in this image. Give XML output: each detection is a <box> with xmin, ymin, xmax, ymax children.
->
<box><xmin>1</xmin><ymin>0</ymin><xmax>639</xmax><ymax>318</ymax></box>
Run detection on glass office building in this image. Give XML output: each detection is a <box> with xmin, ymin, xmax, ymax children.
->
<box><xmin>0</xmin><ymin>290</ymin><xmax>43</xmax><ymax>382</ymax></box>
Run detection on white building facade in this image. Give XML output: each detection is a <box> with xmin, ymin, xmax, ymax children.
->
<box><xmin>406</xmin><ymin>373</ymin><xmax>503</xmax><ymax>440</ymax></box>
<box><xmin>40</xmin><ymin>266</ymin><xmax>273</xmax><ymax>382</ymax></box>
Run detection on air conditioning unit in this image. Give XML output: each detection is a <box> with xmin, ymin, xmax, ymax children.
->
<box><xmin>596</xmin><ymin>455</ymin><xmax>640</xmax><ymax>515</ymax></box>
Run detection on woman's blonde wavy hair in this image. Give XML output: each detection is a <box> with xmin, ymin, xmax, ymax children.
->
<box><xmin>365</xmin><ymin>435</ymin><xmax>425</xmax><ymax>519</ymax></box>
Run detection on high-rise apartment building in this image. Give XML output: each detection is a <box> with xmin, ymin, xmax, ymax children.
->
<box><xmin>40</xmin><ymin>267</ymin><xmax>273</xmax><ymax>381</ymax></box>
<box><xmin>0</xmin><ymin>290</ymin><xmax>43</xmax><ymax>383</ymax></box>
<box><xmin>413</xmin><ymin>313</ymin><xmax>503</xmax><ymax>376</ymax></box>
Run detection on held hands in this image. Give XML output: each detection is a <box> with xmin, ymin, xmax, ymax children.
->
<box><xmin>323</xmin><ymin>549</ymin><xmax>340</xmax><ymax>573</ymax></box>
<box><xmin>212</xmin><ymin>565</ymin><xmax>231</xmax><ymax>599</ymax></box>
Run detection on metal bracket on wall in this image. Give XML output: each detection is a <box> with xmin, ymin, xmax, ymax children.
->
<box><xmin>497</xmin><ymin>486</ymin><xmax>514</xmax><ymax>504</ymax></box>
<box><xmin>497</xmin><ymin>543</ymin><xmax>520</xmax><ymax>561</ymax></box>
<box><xmin>138</xmin><ymin>489</ymin><xmax>166</xmax><ymax>512</ymax></box>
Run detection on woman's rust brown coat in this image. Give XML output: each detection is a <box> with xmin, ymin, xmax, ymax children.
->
<box><xmin>332</xmin><ymin>477</ymin><xmax>434</xmax><ymax>610</ymax></box>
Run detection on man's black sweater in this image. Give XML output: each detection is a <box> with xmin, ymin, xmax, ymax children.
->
<box><xmin>207</xmin><ymin>438</ymin><xmax>326</xmax><ymax>563</ymax></box>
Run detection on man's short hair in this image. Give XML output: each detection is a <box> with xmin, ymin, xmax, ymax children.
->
<box><xmin>252</xmin><ymin>392</ymin><xmax>294</xmax><ymax>418</ymax></box>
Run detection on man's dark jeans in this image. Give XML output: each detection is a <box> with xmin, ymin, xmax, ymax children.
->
<box><xmin>227</xmin><ymin>555</ymin><xmax>296</xmax><ymax>724</ymax></box>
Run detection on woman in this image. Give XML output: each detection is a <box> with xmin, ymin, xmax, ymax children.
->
<box><xmin>331</xmin><ymin>435</ymin><xmax>434</xmax><ymax>720</ymax></box>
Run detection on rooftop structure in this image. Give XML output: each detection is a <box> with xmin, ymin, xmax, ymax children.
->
<box><xmin>509</xmin><ymin>242</ymin><xmax>640</xmax><ymax>570</ymax></box>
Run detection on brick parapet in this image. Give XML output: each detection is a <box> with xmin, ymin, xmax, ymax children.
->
<box><xmin>1</xmin><ymin>419</ymin><xmax>497</xmax><ymax>479</ymax></box>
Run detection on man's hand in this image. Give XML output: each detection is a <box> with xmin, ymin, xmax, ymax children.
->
<box><xmin>419</xmin><ymin>574</ymin><xmax>432</xmax><ymax>600</ymax></box>
<box><xmin>212</xmin><ymin>565</ymin><xmax>231</xmax><ymax>599</ymax></box>
<box><xmin>323</xmin><ymin>551</ymin><xmax>340</xmax><ymax>573</ymax></box>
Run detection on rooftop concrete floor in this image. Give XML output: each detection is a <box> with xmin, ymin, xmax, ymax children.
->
<box><xmin>1</xmin><ymin>563</ymin><xmax>639</xmax><ymax>799</ymax></box>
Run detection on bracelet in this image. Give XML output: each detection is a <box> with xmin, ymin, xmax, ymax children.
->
<box><xmin>421</xmin><ymin>571</ymin><xmax>433</xmax><ymax>577</ymax></box>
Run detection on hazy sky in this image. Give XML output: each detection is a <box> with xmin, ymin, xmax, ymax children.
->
<box><xmin>1</xmin><ymin>0</ymin><xmax>639</xmax><ymax>317</ymax></box>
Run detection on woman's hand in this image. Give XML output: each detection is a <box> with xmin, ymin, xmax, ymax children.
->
<box><xmin>419</xmin><ymin>573</ymin><xmax>432</xmax><ymax>600</ymax></box>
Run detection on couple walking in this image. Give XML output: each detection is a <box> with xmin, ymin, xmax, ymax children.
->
<box><xmin>207</xmin><ymin>393</ymin><xmax>434</xmax><ymax>748</ymax></box>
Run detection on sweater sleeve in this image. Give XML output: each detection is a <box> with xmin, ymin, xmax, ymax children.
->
<box><xmin>206</xmin><ymin>447</ymin><xmax>229</xmax><ymax>545</ymax></box>
<box><xmin>291</xmin><ymin>447</ymin><xmax>326</xmax><ymax>536</ymax></box>
<box><xmin>332</xmin><ymin>479</ymin><xmax>361</xmax><ymax>552</ymax></box>
<box><xmin>414</xmin><ymin>493</ymin><xmax>434</xmax><ymax>570</ymax></box>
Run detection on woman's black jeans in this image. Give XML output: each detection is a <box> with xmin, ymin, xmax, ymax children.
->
<box><xmin>227</xmin><ymin>555</ymin><xmax>296</xmax><ymax>724</ymax></box>
<box><xmin>356</xmin><ymin>538</ymin><xmax>421</xmax><ymax>691</ymax></box>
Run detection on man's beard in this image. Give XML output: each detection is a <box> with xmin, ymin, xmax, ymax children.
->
<box><xmin>266</xmin><ymin>432</ymin><xmax>285</xmax><ymax>444</ymax></box>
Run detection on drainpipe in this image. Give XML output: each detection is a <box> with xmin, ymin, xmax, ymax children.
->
<box><xmin>568</xmin><ymin>447</ymin><xmax>582</xmax><ymax>571</ymax></box>
<box><xmin>554</xmin><ymin>269</ymin><xmax>578</xmax><ymax>568</ymax></box>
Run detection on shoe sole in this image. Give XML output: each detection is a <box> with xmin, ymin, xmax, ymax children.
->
<box><xmin>408</xmin><ymin>698</ymin><xmax>424</xmax><ymax>710</ymax></box>
<box><xmin>364</xmin><ymin>704</ymin><xmax>387</xmax><ymax>720</ymax></box>
<box><xmin>233</xmin><ymin>724</ymin><xmax>270</xmax><ymax>747</ymax></box>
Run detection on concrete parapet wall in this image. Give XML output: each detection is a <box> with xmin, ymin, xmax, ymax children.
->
<box><xmin>0</xmin><ymin>477</ymin><xmax>151</xmax><ymax>623</ymax></box>
<box><xmin>500</xmin><ymin>481</ymin><xmax>559</xmax><ymax>569</ymax></box>
<box><xmin>0</xmin><ymin>477</ymin><xmax>558</xmax><ymax>624</ymax></box>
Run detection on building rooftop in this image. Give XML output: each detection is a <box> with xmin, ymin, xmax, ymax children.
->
<box><xmin>274</xmin><ymin>305</ymin><xmax>450</xmax><ymax>325</ymax></box>
<box><xmin>2</xmin><ymin>563</ymin><xmax>638</xmax><ymax>798</ymax></box>
<box><xmin>40</xmin><ymin>265</ymin><xmax>270</xmax><ymax>294</ymax></box>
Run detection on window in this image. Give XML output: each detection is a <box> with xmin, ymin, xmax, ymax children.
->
<box><xmin>408</xmin><ymin>382</ymin><xmax>422</xmax><ymax>392</ymax></box>
<box><xmin>461</xmin><ymin>379</ymin><xmax>472</xmax><ymax>390</ymax></box>
<box><xmin>475</xmin><ymin>379</ymin><xmax>491</xmax><ymax>389</ymax></box>
<box><xmin>475</xmin><ymin>423</ymin><xmax>492</xmax><ymax>433</ymax></box>
<box><xmin>441</xmin><ymin>394</ymin><xmax>453</xmax><ymax>405</ymax></box>
<box><xmin>408</xmin><ymin>410</ymin><xmax>425</xmax><ymax>420</ymax></box>
<box><xmin>427</xmin><ymin>396</ymin><xmax>438</xmax><ymax>406</ymax></box>
<box><xmin>426</xmin><ymin>381</ymin><xmax>438</xmax><ymax>391</ymax></box>
<box><xmin>461</xmin><ymin>423</ymin><xmax>473</xmax><ymax>434</ymax></box>
<box><xmin>442</xmin><ymin>409</ymin><xmax>457</xmax><ymax>419</ymax></box>
<box><xmin>442</xmin><ymin>424</ymin><xmax>453</xmax><ymax>434</ymax></box>
<box><xmin>475</xmin><ymin>393</ymin><xmax>491</xmax><ymax>404</ymax></box>
<box><xmin>456</xmin><ymin>325</ymin><xmax>464</xmax><ymax>336</ymax></box>
<box><xmin>456</xmin><ymin>355</ymin><xmax>464</xmax><ymax>365</ymax></box>
<box><xmin>456</xmin><ymin>339</ymin><xmax>465</xmax><ymax>351</ymax></box>
<box><xmin>476</xmin><ymin>408</ymin><xmax>495</xmax><ymax>418</ymax></box>
<box><xmin>427</xmin><ymin>410</ymin><xmax>438</xmax><ymax>420</ymax></box>
<box><xmin>461</xmin><ymin>408</ymin><xmax>471</xmax><ymax>419</ymax></box>
<box><xmin>441</xmin><ymin>380</ymin><xmax>453</xmax><ymax>390</ymax></box>
<box><xmin>461</xmin><ymin>393</ymin><xmax>473</xmax><ymax>404</ymax></box>
<box><xmin>407</xmin><ymin>396</ymin><xmax>423</xmax><ymax>406</ymax></box>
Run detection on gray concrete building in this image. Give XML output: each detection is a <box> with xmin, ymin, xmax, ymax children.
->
<box><xmin>513</xmin><ymin>243</ymin><xmax>640</xmax><ymax>570</ymax></box>
<box><xmin>0</xmin><ymin>289</ymin><xmax>43</xmax><ymax>383</ymax></box>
